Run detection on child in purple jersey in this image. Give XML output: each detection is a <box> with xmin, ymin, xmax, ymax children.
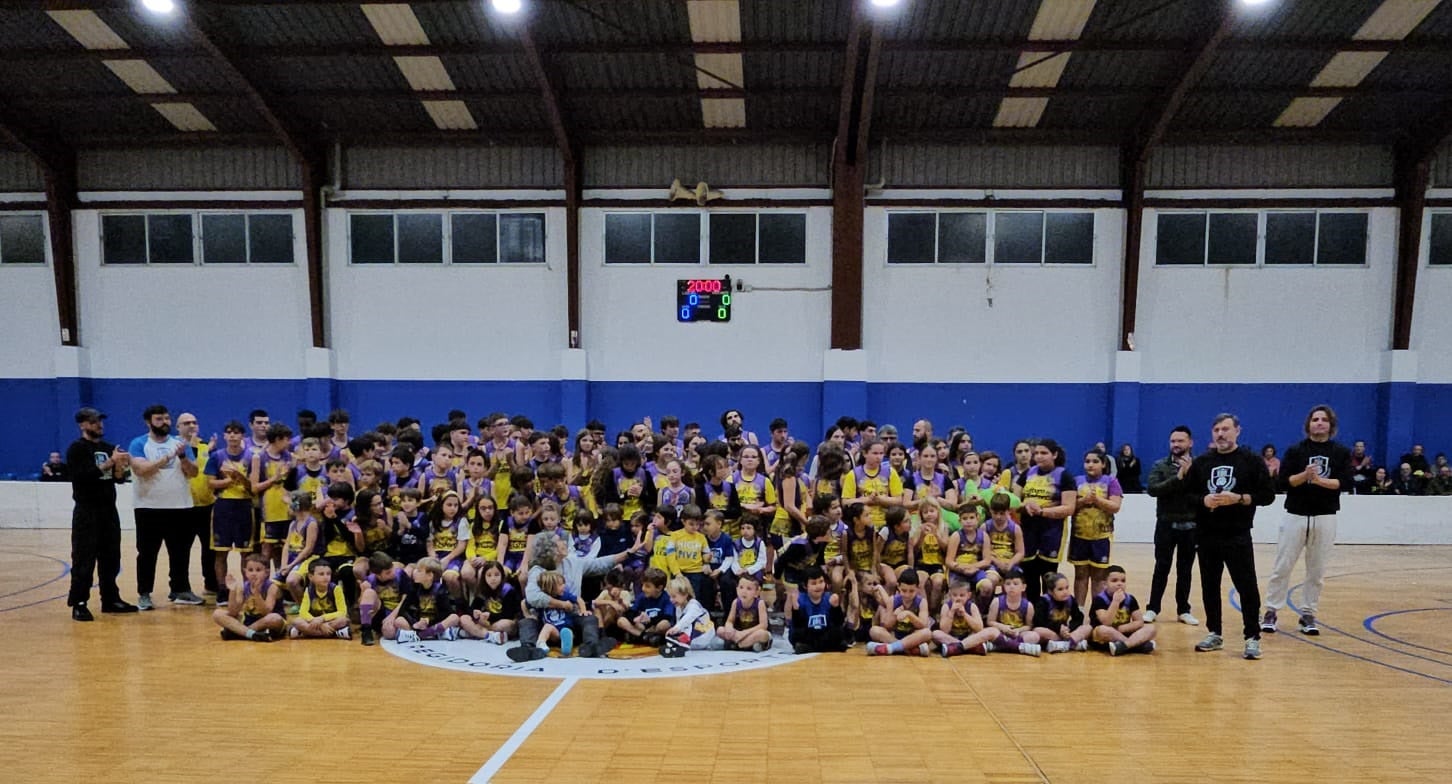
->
<box><xmin>498</xmin><ymin>495</ymin><xmax>539</xmax><ymax>581</ymax></box>
<box><xmin>933</xmin><ymin>578</ymin><xmax>1000</xmax><ymax>657</ymax></box>
<box><xmin>1033</xmin><ymin>572</ymin><xmax>1092</xmax><ymax>653</ymax></box>
<box><xmin>416</xmin><ymin>445</ymin><xmax>458</xmax><ymax>500</ymax></box>
<box><xmin>1014</xmin><ymin>440</ymin><xmax>1078</xmax><ymax>604</ymax></box>
<box><xmin>357</xmin><ymin>551</ymin><xmax>411</xmax><ymax>646</ymax></box>
<box><xmin>457</xmin><ymin>448</ymin><xmax>495</xmax><ymax>515</ymax></box>
<box><xmin>866</xmin><ymin>568</ymin><xmax>933</xmax><ymax>657</ymax></box>
<box><xmin>387</xmin><ymin>557</ymin><xmax>461</xmax><ymax>643</ymax></box>
<box><xmin>1070</xmin><ymin>450</ymin><xmax>1123</xmax><ymax>606</ymax></box>
<box><xmin>212</xmin><ymin>553</ymin><xmax>284</xmax><ymax>642</ymax></box>
<box><xmin>289</xmin><ymin>559</ymin><xmax>351</xmax><ymax>640</ymax></box>
<box><xmin>385</xmin><ymin>446</ymin><xmax>417</xmax><ymax>506</ymax></box>
<box><xmin>459</xmin><ymin>560</ymin><xmax>520</xmax><ymax>644</ymax></box>
<box><xmin>717</xmin><ymin>573</ymin><xmax>772</xmax><ymax>652</ymax></box>
<box><xmin>390</xmin><ymin>488</ymin><xmax>429</xmax><ymax>566</ymax></box>
<box><xmin>985</xmin><ymin>568</ymin><xmax>1042</xmax><ymax>656</ymax></box>
<box><xmin>657</xmin><ymin>459</ymin><xmax>695</xmax><ymax>514</ymax></box>
<box><xmin>1090</xmin><ymin>565</ymin><xmax>1156</xmax><ymax>656</ymax></box>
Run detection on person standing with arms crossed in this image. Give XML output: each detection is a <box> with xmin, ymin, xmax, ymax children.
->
<box><xmin>66</xmin><ymin>408</ymin><xmax>138</xmax><ymax>621</ymax></box>
<box><xmin>1185</xmin><ymin>413</ymin><xmax>1274</xmax><ymax>660</ymax></box>
<box><xmin>1262</xmin><ymin>405</ymin><xmax>1351</xmax><ymax>636</ymax></box>
<box><xmin>1143</xmin><ymin>426</ymin><xmax>1200</xmax><ymax>626</ymax></box>
<box><xmin>129</xmin><ymin>404</ymin><xmax>205</xmax><ymax>609</ymax></box>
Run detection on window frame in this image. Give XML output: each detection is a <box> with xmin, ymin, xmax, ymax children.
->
<box><xmin>602</xmin><ymin>209</ymin><xmax>810</xmax><ymax>266</ymax></box>
<box><xmin>884</xmin><ymin>208</ymin><xmax>1098</xmax><ymax>266</ymax></box>
<box><xmin>1428</xmin><ymin>210</ymin><xmax>1452</xmax><ymax>267</ymax></box>
<box><xmin>1153</xmin><ymin>208</ymin><xmax>1371</xmax><ymax>268</ymax></box>
<box><xmin>346</xmin><ymin>209</ymin><xmax>548</xmax><ymax>265</ymax></box>
<box><xmin>0</xmin><ymin>212</ymin><xmax>50</xmax><ymax>265</ymax></box>
<box><xmin>100</xmin><ymin>210</ymin><xmax>298</xmax><ymax>266</ymax></box>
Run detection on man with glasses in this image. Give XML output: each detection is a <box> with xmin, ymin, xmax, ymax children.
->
<box><xmin>177</xmin><ymin>413</ymin><xmax>220</xmax><ymax>600</ymax></box>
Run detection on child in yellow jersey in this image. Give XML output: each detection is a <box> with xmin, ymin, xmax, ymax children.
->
<box><xmin>911</xmin><ymin>498</ymin><xmax>948</xmax><ymax>610</ymax></box>
<box><xmin>357</xmin><ymin>551</ymin><xmax>410</xmax><ymax>647</ymax></box>
<box><xmin>205</xmin><ymin>421</ymin><xmax>254</xmax><ymax>598</ymax></box>
<box><xmin>356</xmin><ymin>460</ymin><xmax>384</xmax><ymax>495</ymax></box>
<box><xmin>250</xmin><ymin>424</ymin><xmax>295</xmax><ymax>570</ymax></box>
<box><xmin>875</xmin><ymin>507</ymin><xmax>914</xmax><ymax>586</ymax></box>
<box><xmin>428</xmin><ymin>491</ymin><xmax>468</xmax><ymax>598</ymax></box>
<box><xmin>1033</xmin><ymin>572</ymin><xmax>1091</xmax><ymax>654</ymax></box>
<box><xmin>842</xmin><ymin>438</ymin><xmax>905</xmax><ymax>530</ymax></box>
<box><xmin>1070</xmin><ymin>450</ymin><xmax>1123</xmax><ymax>606</ymax></box>
<box><xmin>278</xmin><ymin>490</ymin><xmax>319</xmax><ymax>600</ymax></box>
<box><xmin>933</xmin><ymin>577</ymin><xmax>1000</xmax><ymax>657</ymax></box>
<box><xmin>985</xmin><ymin>568</ymin><xmax>1042</xmax><ymax>656</ymax></box>
<box><xmin>849</xmin><ymin>569</ymin><xmax>883</xmax><ymax>644</ymax></box>
<box><xmin>670</xmin><ymin>504</ymin><xmax>710</xmax><ymax>600</ymax></box>
<box><xmin>461</xmin><ymin>495</ymin><xmax>501</xmax><ymax>595</ymax></box>
<box><xmin>945</xmin><ymin>504</ymin><xmax>994</xmax><ymax>605</ymax></box>
<box><xmin>717</xmin><ymin>573</ymin><xmax>772</xmax><ymax>652</ymax></box>
<box><xmin>459</xmin><ymin>560</ymin><xmax>520</xmax><ymax>644</ymax></box>
<box><xmin>288</xmin><ymin>559</ymin><xmax>350</xmax><ymax>640</ymax></box>
<box><xmin>729</xmin><ymin>517</ymin><xmax>767</xmax><ymax>587</ymax></box>
<box><xmin>813</xmin><ymin>493</ymin><xmax>852</xmax><ymax>602</ymax></box>
<box><xmin>646</xmin><ymin>507</ymin><xmax>678</xmax><ymax>575</ymax></box>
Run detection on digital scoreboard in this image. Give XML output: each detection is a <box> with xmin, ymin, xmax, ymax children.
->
<box><xmin>677</xmin><ymin>277</ymin><xmax>732</xmax><ymax>322</ymax></box>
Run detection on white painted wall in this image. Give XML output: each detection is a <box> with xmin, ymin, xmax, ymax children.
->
<box><xmin>1136</xmin><ymin>207</ymin><xmax>1397</xmax><ymax>384</ymax></box>
<box><xmin>578</xmin><ymin>206</ymin><xmax>833</xmax><ymax>382</ymax></box>
<box><xmin>863</xmin><ymin>207</ymin><xmax>1125</xmax><ymax>382</ymax></box>
<box><xmin>73</xmin><ymin>210</ymin><xmax>311</xmax><ymax>379</ymax></box>
<box><xmin>1412</xmin><ymin>210</ymin><xmax>1452</xmax><ymax>383</ymax></box>
<box><xmin>0</xmin><ymin>210</ymin><xmax>60</xmax><ymax>377</ymax></box>
<box><xmin>325</xmin><ymin>206</ymin><xmax>568</xmax><ymax>380</ymax></box>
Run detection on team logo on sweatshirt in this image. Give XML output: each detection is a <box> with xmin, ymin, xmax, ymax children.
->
<box><xmin>1309</xmin><ymin>456</ymin><xmax>1329</xmax><ymax>477</ymax></box>
<box><xmin>1209</xmin><ymin>466</ymin><xmax>1237</xmax><ymax>493</ymax></box>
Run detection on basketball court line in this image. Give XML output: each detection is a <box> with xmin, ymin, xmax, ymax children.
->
<box><xmin>469</xmin><ymin>676</ymin><xmax>578</xmax><ymax>783</ymax></box>
<box><xmin>1361</xmin><ymin>608</ymin><xmax>1452</xmax><ymax>656</ymax></box>
<box><xmin>947</xmin><ymin>660</ymin><xmax>1052</xmax><ymax>784</ymax></box>
<box><xmin>0</xmin><ymin>550</ymin><xmax>71</xmax><ymax>600</ymax></box>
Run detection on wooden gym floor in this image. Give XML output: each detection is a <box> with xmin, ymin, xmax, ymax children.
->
<box><xmin>0</xmin><ymin>528</ymin><xmax>1448</xmax><ymax>783</ymax></box>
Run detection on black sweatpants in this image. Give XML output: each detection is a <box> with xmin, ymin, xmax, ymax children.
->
<box><xmin>1198</xmin><ymin>531</ymin><xmax>1260</xmax><ymax>640</ymax></box>
<box><xmin>518</xmin><ymin>613</ymin><xmax>603</xmax><ymax>651</ymax></box>
<box><xmin>189</xmin><ymin>504</ymin><xmax>218</xmax><ymax>593</ymax></box>
<box><xmin>1148</xmin><ymin>521</ymin><xmax>1197</xmax><ymax>616</ymax></box>
<box><xmin>788</xmin><ymin>605</ymin><xmax>847</xmax><ymax>652</ymax></box>
<box><xmin>69</xmin><ymin>502</ymin><xmax>123</xmax><ymax>607</ymax></box>
<box><xmin>134</xmin><ymin>507</ymin><xmax>194</xmax><ymax>596</ymax></box>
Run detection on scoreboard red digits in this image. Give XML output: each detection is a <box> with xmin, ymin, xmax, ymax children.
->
<box><xmin>677</xmin><ymin>276</ymin><xmax>732</xmax><ymax>323</ymax></box>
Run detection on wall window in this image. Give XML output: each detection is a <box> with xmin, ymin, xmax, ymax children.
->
<box><xmin>102</xmin><ymin>212</ymin><xmax>295</xmax><ymax>265</ymax></box>
<box><xmin>885</xmin><ymin>210</ymin><xmax>1094</xmax><ymax>265</ymax></box>
<box><xmin>1155</xmin><ymin>210</ymin><xmax>1368</xmax><ymax>266</ymax></box>
<box><xmin>349</xmin><ymin>211</ymin><xmax>545</xmax><ymax>264</ymax></box>
<box><xmin>604</xmin><ymin>211</ymin><xmax>807</xmax><ymax>265</ymax></box>
<box><xmin>1430</xmin><ymin>212</ymin><xmax>1452</xmax><ymax>266</ymax></box>
<box><xmin>0</xmin><ymin>214</ymin><xmax>46</xmax><ymax>264</ymax></box>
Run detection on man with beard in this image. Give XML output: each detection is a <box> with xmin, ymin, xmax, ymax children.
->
<box><xmin>129</xmin><ymin>404</ymin><xmax>204</xmax><ymax>609</ymax></box>
<box><xmin>1143</xmin><ymin>425</ymin><xmax>1200</xmax><ymax>627</ymax></box>
<box><xmin>66</xmin><ymin>408</ymin><xmax>137</xmax><ymax>621</ymax></box>
<box><xmin>1262</xmin><ymin>405</ymin><xmax>1352</xmax><ymax>636</ymax></box>
<box><xmin>1183</xmin><ymin>414</ymin><xmax>1274</xmax><ymax>660</ymax></box>
<box><xmin>176</xmin><ymin>412</ymin><xmax>220</xmax><ymax>599</ymax></box>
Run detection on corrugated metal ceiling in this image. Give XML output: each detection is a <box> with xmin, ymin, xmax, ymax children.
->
<box><xmin>740</xmin><ymin>0</ymin><xmax>851</xmax><ymax>42</ymax></box>
<box><xmin>213</xmin><ymin>4</ymin><xmax>379</xmax><ymax>48</ymax></box>
<box><xmin>879</xmin><ymin>0</ymin><xmax>1038</xmax><ymax>40</ymax></box>
<box><xmin>743</xmin><ymin>51</ymin><xmax>842</xmax><ymax>89</ymax></box>
<box><xmin>1231</xmin><ymin>0</ymin><xmax>1375</xmax><ymax>39</ymax></box>
<box><xmin>533</xmin><ymin>0</ymin><xmax>690</xmax><ymax>45</ymax></box>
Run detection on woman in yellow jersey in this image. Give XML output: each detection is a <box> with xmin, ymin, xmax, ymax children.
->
<box><xmin>911</xmin><ymin>498</ymin><xmax>948</xmax><ymax>609</ymax></box>
<box><xmin>770</xmin><ymin>443</ymin><xmax>811</xmax><ymax>548</ymax></box>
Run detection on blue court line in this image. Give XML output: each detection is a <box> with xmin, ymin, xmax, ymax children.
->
<box><xmin>1361</xmin><ymin>608</ymin><xmax>1452</xmax><ymax>657</ymax></box>
<box><xmin>0</xmin><ymin>551</ymin><xmax>72</xmax><ymax>600</ymax></box>
<box><xmin>0</xmin><ymin>593</ymin><xmax>68</xmax><ymax>613</ymax></box>
<box><xmin>1286</xmin><ymin>583</ymin><xmax>1452</xmax><ymax>670</ymax></box>
<box><xmin>1223</xmin><ymin>566</ymin><xmax>1452</xmax><ymax>686</ymax></box>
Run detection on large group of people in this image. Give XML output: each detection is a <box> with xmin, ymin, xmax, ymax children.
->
<box><xmin>63</xmin><ymin>403</ymin><xmax>1362</xmax><ymax>661</ymax></box>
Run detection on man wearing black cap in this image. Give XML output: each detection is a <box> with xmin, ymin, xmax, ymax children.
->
<box><xmin>66</xmin><ymin>408</ymin><xmax>138</xmax><ymax>621</ymax></box>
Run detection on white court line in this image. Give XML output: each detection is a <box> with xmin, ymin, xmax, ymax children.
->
<box><xmin>469</xmin><ymin>676</ymin><xmax>579</xmax><ymax>783</ymax></box>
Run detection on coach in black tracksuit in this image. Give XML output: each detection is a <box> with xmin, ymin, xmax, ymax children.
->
<box><xmin>66</xmin><ymin>407</ymin><xmax>139</xmax><ymax>621</ymax></box>
<box><xmin>1183</xmin><ymin>413</ymin><xmax>1274</xmax><ymax>658</ymax></box>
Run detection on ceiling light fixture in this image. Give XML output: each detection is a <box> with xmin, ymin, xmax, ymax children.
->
<box><xmin>491</xmin><ymin>0</ymin><xmax>523</xmax><ymax>14</ymax></box>
<box><xmin>141</xmin><ymin>0</ymin><xmax>177</xmax><ymax>14</ymax></box>
<box><xmin>869</xmin><ymin>0</ymin><xmax>903</xmax><ymax>7</ymax></box>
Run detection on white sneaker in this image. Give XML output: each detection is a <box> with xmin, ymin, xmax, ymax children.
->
<box><xmin>1046</xmin><ymin>640</ymin><xmax>1070</xmax><ymax>653</ymax></box>
<box><xmin>1074</xmin><ymin>640</ymin><xmax>1089</xmax><ymax>652</ymax></box>
<box><xmin>1179</xmin><ymin>613</ymin><xmax>1200</xmax><ymax>626</ymax></box>
<box><xmin>288</xmin><ymin>627</ymin><xmax>301</xmax><ymax>639</ymax></box>
<box><xmin>334</xmin><ymin>626</ymin><xmax>351</xmax><ymax>640</ymax></box>
<box><xmin>441</xmin><ymin>627</ymin><xmax>460</xmax><ymax>641</ymax></box>
<box><xmin>485</xmin><ymin>631</ymin><xmax>506</xmax><ymax>645</ymax></box>
<box><xmin>1018</xmin><ymin>643</ymin><xmax>1042</xmax><ymax>657</ymax></box>
<box><xmin>395</xmin><ymin>629</ymin><xmax>419</xmax><ymax>643</ymax></box>
<box><xmin>1142</xmin><ymin>610</ymin><xmax>1157</xmax><ymax>623</ymax></box>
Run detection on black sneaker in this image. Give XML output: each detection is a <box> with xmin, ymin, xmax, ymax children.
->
<box><xmin>101</xmin><ymin>600</ymin><xmax>139</xmax><ymax>614</ymax></box>
<box><xmin>1109</xmin><ymin>641</ymin><xmax>1129</xmax><ymax>656</ymax></box>
<box><xmin>361</xmin><ymin>627</ymin><xmax>377</xmax><ymax>646</ymax></box>
<box><xmin>220</xmin><ymin>629</ymin><xmax>244</xmax><ymax>641</ymax></box>
<box><xmin>251</xmin><ymin>629</ymin><xmax>274</xmax><ymax>643</ymax></box>
<box><xmin>1299</xmin><ymin>614</ymin><xmax>1320</xmax><ymax>636</ymax></box>
<box><xmin>72</xmin><ymin>604</ymin><xmax>95</xmax><ymax>622</ymax></box>
<box><xmin>792</xmin><ymin>642</ymin><xmax>812</xmax><ymax>655</ymax></box>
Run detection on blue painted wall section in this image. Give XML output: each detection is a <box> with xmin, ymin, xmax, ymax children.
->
<box><xmin>6</xmin><ymin>378</ymin><xmax>1449</xmax><ymax>478</ymax></box>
